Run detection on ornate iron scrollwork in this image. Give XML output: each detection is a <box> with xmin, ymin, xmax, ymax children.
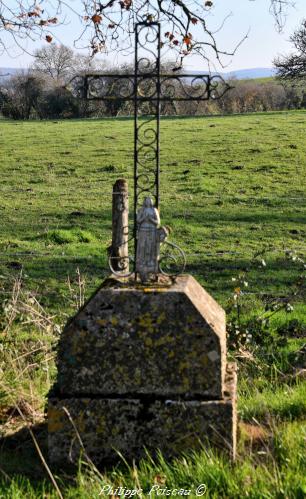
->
<box><xmin>68</xmin><ymin>20</ymin><xmax>231</xmax><ymax>281</ymax></box>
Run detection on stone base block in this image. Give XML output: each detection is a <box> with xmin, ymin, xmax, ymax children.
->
<box><xmin>56</xmin><ymin>275</ymin><xmax>226</xmax><ymax>399</ymax></box>
<box><xmin>48</xmin><ymin>365</ymin><xmax>237</xmax><ymax>465</ymax></box>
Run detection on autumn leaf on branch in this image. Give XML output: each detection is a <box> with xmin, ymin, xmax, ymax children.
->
<box><xmin>183</xmin><ymin>33</ymin><xmax>192</xmax><ymax>46</ymax></box>
<box><xmin>45</xmin><ymin>35</ymin><xmax>53</xmax><ymax>43</ymax></box>
<box><xmin>27</xmin><ymin>11</ymin><xmax>41</xmax><ymax>18</ymax></box>
<box><xmin>119</xmin><ymin>0</ymin><xmax>132</xmax><ymax>10</ymax></box>
<box><xmin>91</xmin><ymin>14</ymin><xmax>102</xmax><ymax>24</ymax></box>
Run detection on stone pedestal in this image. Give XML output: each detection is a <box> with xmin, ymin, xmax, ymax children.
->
<box><xmin>48</xmin><ymin>275</ymin><xmax>237</xmax><ymax>465</ymax></box>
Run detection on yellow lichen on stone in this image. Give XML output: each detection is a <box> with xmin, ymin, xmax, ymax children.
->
<box><xmin>96</xmin><ymin>319</ymin><xmax>107</xmax><ymax>326</ymax></box>
<box><xmin>200</xmin><ymin>354</ymin><xmax>209</xmax><ymax>367</ymax></box>
<box><xmin>138</xmin><ymin>313</ymin><xmax>155</xmax><ymax>333</ymax></box>
<box><xmin>154</xmin><ymin>335</ymin><xmax>175</xmax><ymax>348</ymax></box>
<box><xmin>96</xmin><ymin>416</ymin><xmax>106</xmax><ymax>435</ymax></box>
<box><xmin>48</xmin><ymin>408</ymin><xmax>64</xmax><ymax>432</ymax></box>
<box><xmin>144</xmin><ymin>337</ymin><xmax>153</xmax><ymax>347</ymax></box>
<box><xmin>134</xmin><ymin>367</ymin><xmax>142</xmax><ymax>385</ymax></box>
<box><xmin>71</xmin><ymin>332</ymin><xmax>86</xmax><ymax>356</ymax></box>
<box><xmin>156</xmin><ymin>312</ymin><xmax>166</xmax><ymax>325</ymax></box>
<box><xmin>179</xmin><ymin>361</ymin><xmax>189</xmax><ymax>371</ymax></box>
<box><xmin>183</xmin><ymin>325</ymin><xmax>195</xmax><ymax>336</ymax></box>
<box><xmin>76</xmin><ymin>410</ymin><xmax>86</xmax><ymax>433</ymax></box>
<box><xmin>111</xmin><ymin>425</ymin><xmax>120</xmax><ymax>436</ymax></box>
<box><xmin>181</xmin><ymin>376</ymin><xmax>190</xmax><ymax>390</ymax></box>
<box><xmin>116</xmin><ymin>365</ymin><xmax>125</xmax><ymax>376</ymax></box>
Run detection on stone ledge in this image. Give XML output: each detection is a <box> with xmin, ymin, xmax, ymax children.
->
<box><xmin>48</xmin><ymin>364</ymin><xmax>237</xmax><ymax>465</ymax></box>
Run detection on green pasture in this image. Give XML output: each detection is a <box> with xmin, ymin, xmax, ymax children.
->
<box><xmin>0</xmin><ymin>111</ymin><xmax>305</xmax><ymax>497</ymax></box>
<box><xmin>0</xmin><ymin>111</ymin><xmax>305</xmax><ymax>310</ymax></box>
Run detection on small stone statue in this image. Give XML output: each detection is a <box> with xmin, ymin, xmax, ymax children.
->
<box><xmin>136</xmin><ymin>197</ymin><xmax>168</xmax><ymax>282</ymax></box>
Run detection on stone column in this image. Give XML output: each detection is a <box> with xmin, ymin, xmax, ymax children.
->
<box><xmin>110</xmin><ymin>179</ymin><xmax>129</xmax><ymax>272</ymax></box>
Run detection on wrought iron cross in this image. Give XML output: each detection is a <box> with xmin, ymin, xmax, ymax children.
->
<box><xmin>70</xmin><ymin>21</ymin><xmax>230</xmax><ymax>278</ymax></box>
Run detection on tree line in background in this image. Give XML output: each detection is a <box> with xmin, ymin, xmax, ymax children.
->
<box><xmin>0</xmin><ymin>18</ymin><xmax>305</xmax><ymax>121</ymax></box>
<box><xmin>1</xmin><ymin>71</ymin><xmax>305</xmax><ymax>120</ymax></box>
<box><xmin>0</xmin><ymin>44</ymin><xmax>100</xmax><ymax>120</ymax></box>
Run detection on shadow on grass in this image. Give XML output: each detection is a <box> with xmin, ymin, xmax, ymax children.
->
<box><xmin>169</xmin><ymin>207</ymin><xmax>306</xmax><ymax>226</ymax></box>
<box><xmin>0</xmin><ymin>253</ymin><xmax>303</xmax><ymax>312</ymax></box>
<box><xmin>0</xmin><ymin>422</ymin><xmax>49</xmax><ymax>479</ymax></box>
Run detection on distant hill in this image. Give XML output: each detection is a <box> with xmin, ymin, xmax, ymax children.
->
<box><xmin>0</xmin><ymin>66</ymin><xmax>276</xmax><ymax>82</ymax></box>
<box><xmin>0</xmin><ymin>67</ymin><xmax>22</xmax><ymax>82</ymax></box>
<box><xmin>224</xmin><ymin>67</ymin><xmax>276</xmax><ymax>80</ymax></box>
<box><xmin>0</xmin><ymin>67</ymin><xmax>21</xmax><ymax>75</ymax></box>
<box><xmin>184</xmin><ymin>67</ymin><xmax>276</xmax><ymax>80</ymax></box>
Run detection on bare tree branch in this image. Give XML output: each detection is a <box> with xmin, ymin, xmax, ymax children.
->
<box><xmin>274</xmin><ymin>19</ymin><xmax>306</xmax><ymax>80</ymax></box>
<box><xmin>270</xmin><ymin>0</ymin><xmax>295</xmax><ymax>32</ymax></box>
<box><xmin>0</xmin><ymin>1</ymin><xmax>295</xmax><ymax>66</ymax></box>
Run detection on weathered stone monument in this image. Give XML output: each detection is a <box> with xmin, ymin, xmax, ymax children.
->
<box><xmin>48</xmin><ymin>281</ymin><xmax>237</xmax><ymax>464</ymax></box>
<box><xmin>48</xmin><ymin>20</ymin><xmax>236</xmax><ymax>465</ymax></box>
<box><xmin>48</xmin><ymin>195</ymin><xmax>237</xmax><ymax>465</ymax></box>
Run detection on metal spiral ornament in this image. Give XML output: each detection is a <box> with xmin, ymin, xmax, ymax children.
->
<box><xmin>159</xmin><ymin>240</ymin><xmax>187</xmax><ymax>277</ymax></box>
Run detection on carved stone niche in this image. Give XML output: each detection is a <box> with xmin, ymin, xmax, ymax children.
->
<box><xmin>48</xmin><ymin>275</ymin><xmax>237</xmax><ymax>465</ymax></box>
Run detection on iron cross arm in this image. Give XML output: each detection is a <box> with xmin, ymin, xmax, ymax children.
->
<box><xmin>69</xmin><ymin>73</ymin><xmax>231</xmax><ymax>102</ymax></box>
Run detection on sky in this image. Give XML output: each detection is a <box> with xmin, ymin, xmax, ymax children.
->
<box><xmin>0</xmin><ymin>0</ymin><xmax>305</xmax><ymax>71</ymax></box>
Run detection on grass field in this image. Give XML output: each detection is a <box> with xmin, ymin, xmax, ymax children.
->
<box><xmin>0</xmin><ymin>111</ymin><xmax>305</xmax><ymax>497</ymax></box>
<box><xmin>0</xmin><ymin>111</ymin><xmax>305</xmax><ymax>303</ymax></box>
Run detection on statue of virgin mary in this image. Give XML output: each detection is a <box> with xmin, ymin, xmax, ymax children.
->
<box><xmin>136</xmin><ymin>197</ymin><xmax>161</xmax><ymax>281</ymax></box>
